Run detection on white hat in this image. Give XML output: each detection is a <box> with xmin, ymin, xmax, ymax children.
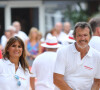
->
<box><xmin>66</xmin><ymin>30</ymin><xmax>75</xmax><ymax>43</ymax></box>
<box><xmin>65</xmin><ymin>36</ymin><xmax>75</xmax><ymax>43</ymax></box>
<box><xmin>41</xmin><ymin>36</ymin><xmax>61</xmax><ymax>48</ymax></box>
<box><xmin>7</xmin><ymin>26</ymin><xmax>16</xmax><ymax>31</ymax></box>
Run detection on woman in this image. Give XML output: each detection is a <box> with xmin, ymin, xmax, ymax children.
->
<box><xmin>46</xmin><ymin>28</ymin><xmax>58</xmax><ymax>39</ymax></box>
<box><xmin>50</xmin><ymin>28</ymin><xmax>58</xmax><ymax>37</ymax></box>
<box><xmin>25</xmin><ymin>27</ymin><xmax>42</xmax><ymax>66</ymax></box>
<box><xmin>0</xmin><ymin>36</ymin><xmax>30</xmax><ymax>90</ymax></box>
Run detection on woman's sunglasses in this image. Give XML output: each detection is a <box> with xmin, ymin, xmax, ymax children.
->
<box><xmin>14</xmin><ymin>75</ymin><xmax>21</xmax><ymax>86</ymax></box>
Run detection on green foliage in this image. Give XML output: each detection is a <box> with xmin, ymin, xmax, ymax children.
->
<box><xmin>64</xmin><ymin>3</ymin><xmax>89</xmax><ymax>24</ymax></box>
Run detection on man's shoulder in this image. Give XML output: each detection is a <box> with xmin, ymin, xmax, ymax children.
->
<box><xmin>90</xmin><ymin>46</ymin><xmax>100</xmax><ymax>56</ymax></box>
<box><xmin>1</xmin><ymin>35</ymin><xmax>6</xmax><ymax>40</ymax></box>
<box><xmin>34</xmin><ymin>52</ymin><xmax>56</xmax><ymax>64</ymax></box>
<box><xmin>90</xmin><ymin>36</ymin><xmax>100</xmax><ymax>43</ymax></box>
<box><xmin>34</xmin><ymin>52</ymin><xmax>48</xmax><ymax>60</ymax></box>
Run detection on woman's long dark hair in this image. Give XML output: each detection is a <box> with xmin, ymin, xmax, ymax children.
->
<box><xmin>3</xmin><ymin>36</ymin><xmax>30</xmax><ymax>72</ymax></box>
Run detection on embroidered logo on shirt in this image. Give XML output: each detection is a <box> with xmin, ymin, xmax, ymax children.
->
<box><xmin>84</xmin><ymin>66</ymin><xmax>93</xmax><ymax>70</ymax></box>
<box><xmin>19</xmin><ymin>77</ymin><xmax>26</xmax><ymax>80</ymax></box>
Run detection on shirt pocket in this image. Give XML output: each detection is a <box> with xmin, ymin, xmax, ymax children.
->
<box><xmin>0</xmin><ymin>74</ymin><xmax>13</xmax><ymax>85</ymax></box>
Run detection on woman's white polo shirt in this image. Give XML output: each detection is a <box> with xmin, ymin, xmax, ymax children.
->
<box><xmin>0</xmin><ymin>59</ymin><xmax>30</xmax><ymax>90</ymax></box>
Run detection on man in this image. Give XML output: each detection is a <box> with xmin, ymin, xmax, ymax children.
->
<box><xmin>55</xmin><ymin>22</ymin><xmax>67</xmax><ymax>44</ymax></box>
<box><xmin>64</xmin><ymin>22</ymin><xmax>72</xmax><ymax>35</ymax></box>
<box><xmin>63</xmin><ymin>22</ymin><xmax>75</xmax><ymax>45</ymax></box>
<box><xmin>54</xmin><ymin>22</ymin><xmax>100</xmax><ymax>90</ymax></box>
<box><xmin>46</xmin><ymin>22</ymin><xmax>67</xmax><ymax>45</ymax></box>
<box><xmin>89</xmin><ymin>18</ymin><xmax>100</xmax><ymax>52</ymax></box>
<box><xmin>30</xmin><ymin>36</ymin><xmax>61</xmax><ymax>90</ymax></box>
<box><xmin>12</xmin><ymin>21</ymin><xmax>28</xmax><ymax>42</ymax></box>
<box><xmin>1</xmin><ymin>26</ymin><xmax>16</xmax><ymax>50</ymax></box>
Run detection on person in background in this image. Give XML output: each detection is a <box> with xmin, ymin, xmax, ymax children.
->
<box><xmin>54</xmin><ymin>22</ymin><xmax>100</xmax><ymax>90</ymax></box>
<box><xmin>63</xmin><ymin>22</ymin><xmax>75</xmax><ymax>45</ymax></box>
<box><xmin>37</xmin><ymin>31</ymin><xmax>45</xmax><ymax>53</ymax></box>
<box><xmin>12</xmin><ymin>21</ymin><xmax>28</xmax><ymax>42</ymax></box>
<box><xmin>89</xmin><ymin>17</ymin><xmax>100</xmax><ymax>52</ymax></box>
<box><xmin>8</xmin><ymin>25</ymin><xmax>16</xmax><ymax>37</ymax></box>
<box><xmin>47</xmin><ymin>22</ymin><xmax>67</xmax><ymax>45</ymax></box>
<box><xmin>64</xmin><ymin>22</ymin><xmax>74</xmax><ymax>37</ymax></box>
<box><xmin>44</xmin><ymin>28</ymin><xmax>58</xmax><ymax>53</ymax></box>
<box><xmin>1</xmin><ymin>26</ymin><xmax>16</xmax><ymax>50</ymax></box>
<box><xmin>25</xmin><ymin>27</ymin><xmax>42</xmax><ymax>66</ymax></box>
<box><xmin>0</xmin><ymin>36</ymin><xmax>30</xmax><ymax>90</ymax></box>
<box><xmin>37</xmin><ymin>31</ymin><xmax>43</xmax><ymax>42</ymax></box>
<box><xmin>46</xmin><ymin>28</ymin><xmax>58</xmax><ymax>38</ymax></box>
<box><xmin>51</xmin><ymin>28</ymin><xmax>58</xmax><ymax>37</ymax></box>
<box><xmin>54</xmin><ymin>22</ymin><xmax>67</xmax><ymax>44</ymax></box>
<box><xmin>0</xmin><ymin>44</ymin><xmax>2</xmax><ymax>50</ymax></box>
<box><xmin>64</xmin><ymin>22</ymin><xmax>71</xmax><ymax>35</ymax></box>
<box><xmin>30</xmin><ymin>36</ymin><xmax>61</xmax><ymax>90</ymax></box>
<box><xmin>1</xmin><ymin>30</ymin><xmax>11</xmax><ymax>50</ymax></box>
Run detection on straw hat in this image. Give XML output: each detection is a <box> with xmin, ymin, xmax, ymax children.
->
<box><xmin>41</xmin><ymin>36</ymin><xmax>61</xmax><ymax>48</ymax></box>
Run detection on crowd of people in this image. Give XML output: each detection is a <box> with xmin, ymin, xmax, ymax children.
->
<box><xmin>0</xmin><ymin>20</ymin><xmax>75</xmax><ymax>66</ymax></box>
<box><xmin>0</xmin><ymin>17</ymin><xmax>100</xmax><ymax>90</ymax></box>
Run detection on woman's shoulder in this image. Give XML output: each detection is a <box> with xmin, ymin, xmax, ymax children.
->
<box><xmin>0</xmin><ymin>59</ymin><xmax>4</xmax><ymax>64</ymax></box>
<box><xmin>0</xmin><ymin>58</ymin><xmax>9</xmax><ymax>66</ymax></box>
<box><xmin>24</xmin><ymin>68</ymin><xmax>31</xmax><ymax>76</ymax></box>
<box><xmin>0</xmin><ymin>59</ymin><xmax>5</xmax><ymax>73</ymax></box>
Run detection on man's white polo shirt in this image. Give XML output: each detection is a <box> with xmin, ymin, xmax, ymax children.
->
<box><xmin>54</xmin><ymin>43</ymin><xmax>100</xmax><ymax>90</ymax></box>
<box><xmin>89</xmin><ymin>36</ymin><xmax>100</xmax><ymax>52</ymax></box>
<box><xmin>0</xmin><ymin>59</ymin><xmax>30</xmax><ymax>90</ymax></box>
<box><xmin>31</xmin><ymin>51</ymin><xmax>57</xmax><ymax>90</ymax></box>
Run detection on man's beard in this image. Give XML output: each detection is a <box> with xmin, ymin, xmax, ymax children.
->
<box><xmin>76</xmin><ymin>40</ymin><xmax>88</xmax><ymax>49</ymax></box>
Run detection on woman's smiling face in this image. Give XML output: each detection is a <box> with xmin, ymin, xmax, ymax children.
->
<box><xmin>7</xmin><ymin>41</ymin><xmax>23</xmax><ymax>59</ymax></box>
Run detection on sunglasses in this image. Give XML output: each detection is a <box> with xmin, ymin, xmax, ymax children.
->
<box><xmin>14</xmin><ymin>75</ymin><xmax>21</xmax><ymax>86</ymax></box>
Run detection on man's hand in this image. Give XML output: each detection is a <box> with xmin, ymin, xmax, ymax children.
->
<box><xmin>91</xmin><ymin>79</ymin><xmax>100</xmax><ymax>90</ymax></box>
<box><xmin>53</xmin><ymin>73</ymin><xmax>73</xmax><ymax>90</ymax></box>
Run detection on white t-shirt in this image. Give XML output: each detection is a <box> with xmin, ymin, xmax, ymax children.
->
<box><xmin>0</xmin><ymin>59</ymin><xmax>30</xmax><ymax>90</ymax></box>
<box><xmin>31</xmin><ymin>51</ymin><xmax>57</xmax><ymax>90</ymax></box>
<box><xmin>14</xmin><ymin>31</ymin><xmax>28</xmax><ymax>42</ymax></box>
<box><xmin>54</xmin><ymin>43</ymin><xmax>100</xmax><ymax>90</ymax></box>
<box><xmin>89</xmin><ymin>36</ymin><xmax>100</xmax><ymax>52</ymax></box>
